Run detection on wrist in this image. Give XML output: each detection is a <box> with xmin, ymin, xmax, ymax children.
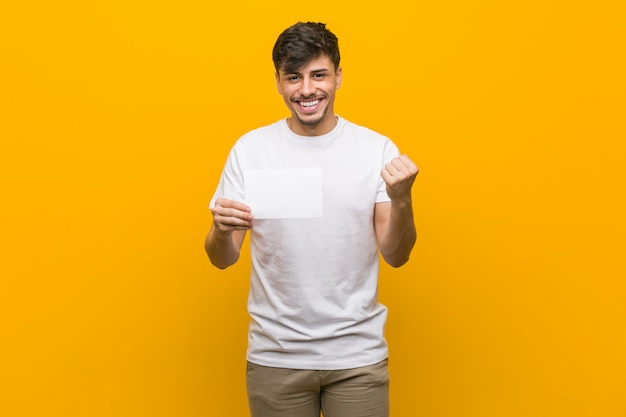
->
<box><xmin>390</xmin><ymin>195</ymin><xmax>412</xmax><ymax>209</ymax></box>
<box><xmin>212</xmin><ymin>225</ymin><xmax>234</xmax><ymax>240</ymax></box>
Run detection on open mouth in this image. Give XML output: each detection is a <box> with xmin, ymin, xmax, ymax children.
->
<box><xmin>300</xmin><ymin>99</ymin><xmax>319</xmax><ymax>108</ymax></box>
<box><xmin>297</xmin><ymin>98</ymin><xmax>321</xmax><ymax>112</ymax></box>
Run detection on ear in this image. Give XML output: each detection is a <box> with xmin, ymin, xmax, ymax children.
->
<box><xmin>335</xmin><ymin>67</ymin><xmax>343</xmax><ymax>89</ymax></box>
<box><xmin>275</xmin><ymin>72</ymin><xmax>283</xmax><ymax>94</ymax></box>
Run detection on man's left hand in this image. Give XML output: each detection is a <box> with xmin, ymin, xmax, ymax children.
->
<box><xmin>381</xmin><ymin>155</ymin><xmax>419</xmax><ymax>201</ymax></box>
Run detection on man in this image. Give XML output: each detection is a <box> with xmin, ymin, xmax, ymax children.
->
<box><xmin>206</xmin><ymin>22</ymin><xmax>418</xmax><ymax>417</ymax></box>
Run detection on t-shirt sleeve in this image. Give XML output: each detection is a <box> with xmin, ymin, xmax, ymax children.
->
<box><xmin>375</xmin><ymin>139</ymin><xmax>402</xmax><ymax>203</ymax></box>
<box><xmin>209</xmin><ymin>145</ymin><xmax>246</xmax><ymax>209</ymax></box>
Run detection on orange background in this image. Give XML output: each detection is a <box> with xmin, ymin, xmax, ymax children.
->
<box><xmin>2</xmin><ymin>1</ymin><xmax>625</xmax><ymax>416</ymax></box>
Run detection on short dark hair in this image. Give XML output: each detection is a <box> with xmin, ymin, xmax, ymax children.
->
<box><xmin>272</xmin><ymin>22</ymin><xmax>340</xmax><ymax>74</ymax></box>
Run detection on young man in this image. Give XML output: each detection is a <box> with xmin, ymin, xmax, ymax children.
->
<box><xmin>206</xmin><ymin>22</ymin><xmax>418</xmax><ymax>417</ymax></box>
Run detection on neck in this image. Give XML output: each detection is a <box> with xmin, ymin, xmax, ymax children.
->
<box><xmin>287</xmin><ymin>115</ymin><xmax>338</xmax><ymax>136</ymax></box>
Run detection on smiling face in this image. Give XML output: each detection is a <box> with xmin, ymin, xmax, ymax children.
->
<box><xmin>276</xmin><ymin>54</ymin><xmax>342</xmax><ymax>136</ymax></box>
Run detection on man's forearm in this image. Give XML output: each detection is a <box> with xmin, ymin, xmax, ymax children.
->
<box><xmin>379</xmin><ymin>199</ymin><xmax>416</xmax><ymax>268</ymax></box>
<box><xmin>205</xmin><ymin>228</ymin><xmax>241</xmax><ymax>269</ymax></box>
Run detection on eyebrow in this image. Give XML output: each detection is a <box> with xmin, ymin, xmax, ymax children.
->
<box><xmin>282</xmin><ymin>68</ymin><xmax>330</xmax><ymax>76</ymax></box>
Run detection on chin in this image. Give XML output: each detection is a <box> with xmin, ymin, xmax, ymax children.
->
<box><xmin>298</xmin><ymin>116</ymin><xmax>325</xmax><ymax>126</ymax></box>
<box><xmin>295</xmin><ymin>109</ymin><xmax>328</xmax><ymax>126</ymax></box>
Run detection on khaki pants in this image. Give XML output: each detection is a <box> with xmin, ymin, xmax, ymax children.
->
<box><xmin>246</xmin><ymin>359</ymin><xmax>389</xmax><ymax>417</ymax></box>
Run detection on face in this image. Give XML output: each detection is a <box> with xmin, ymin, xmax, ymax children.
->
<box><xmin>276</xmin><ymin>54</ymin><xmax>342</xmax><ymax>136</ymax></box>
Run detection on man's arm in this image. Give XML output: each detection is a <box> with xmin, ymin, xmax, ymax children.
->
<box><xmin>375</xmin><ymin>155</ymin><xmax>419</xmax><ymax>268</ymax></box>
<box><xmin>205</xmin><ymin>198</ymin><xmax>253</xmax><ymax>269</ymax></box>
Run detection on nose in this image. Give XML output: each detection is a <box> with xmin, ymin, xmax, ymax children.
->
<box><xmin>299</xmin><ymin>76</ymin><xmax>315</xmax><ymax>97</ymax></box>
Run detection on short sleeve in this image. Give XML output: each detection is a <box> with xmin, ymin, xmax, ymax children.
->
<box><xmin>375</xmin><ymin>139</ymin><xmax>401</xmax><ymax>203</ymax></box>
<box><xmin>209</xmin><ymin>145</ymin><xmax>246</xmax><ymax>209</ymax></box>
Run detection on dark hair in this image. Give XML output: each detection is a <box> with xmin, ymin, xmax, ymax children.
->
<box><xmin>272</xmin><ymin>22</ymin><xmax>340</xmax><ymax>73</ymax></box>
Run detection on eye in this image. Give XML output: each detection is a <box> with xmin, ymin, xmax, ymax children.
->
<box><xmin>313</xmin><ymin>73</ymin><xmax>327</xmax><ymax>79</ymax></box>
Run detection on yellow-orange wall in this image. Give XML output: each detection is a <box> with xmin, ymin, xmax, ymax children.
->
<box><xmin>2</xmin><ymin>1</ymin><xmax>625</xmax><ymax>416</ymax></box>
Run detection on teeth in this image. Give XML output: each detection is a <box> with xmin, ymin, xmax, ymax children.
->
<box><xmin>301</xmin><ymin>100</ymin><xmax>319</xmax><ymax>107</ymax></box>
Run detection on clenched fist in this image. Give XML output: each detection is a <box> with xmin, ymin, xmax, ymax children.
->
<box><xmin>381</xmin><ymin>155</ymin><xmax>419</xmax><ymax>201</ymax></box>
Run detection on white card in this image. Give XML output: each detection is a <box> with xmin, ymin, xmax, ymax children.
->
<box><xmin>244</xmin><ymin>168</ymin><xmax>323</xmax><ymax>219</ymax></box>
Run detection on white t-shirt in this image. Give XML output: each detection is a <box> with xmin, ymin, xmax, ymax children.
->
<box><xmin>210</xmin><ymin>116</ymin><xmax>400</xmax><ymax>370</ymax></box>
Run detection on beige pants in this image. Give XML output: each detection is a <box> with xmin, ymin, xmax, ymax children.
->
<box><xmin>246</xmin><ymin>359</ymin><xmax>389</xmax><ymax>417</ymax></box>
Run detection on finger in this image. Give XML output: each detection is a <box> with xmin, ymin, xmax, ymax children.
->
<box><xmin>383</xmin><ymin>160</ymin><xmax>408</xmax><ymax>179</ymax></box>
<box><xmin>383</xmin><ymin>160</ymin><xmax>403</xmax><ymax>177</ymax></box>
<box><xmin>380</xmin><ymin>167</ymin><xmax>397</xmax><ymax>185</ymax></box>
<box><xmin>386</xmin><ymin>155</ymin><xmax>418</xmax><ymax>177</ymax></box>
<box><xmin>398</xmin><ymin>155</ymin><xmax>419</xmax><ymax>175</ymax></box>
<box><xmin>215</xmin><ymin>198</ymin><xmax>252</xmax><ymax>213</ymax></box>
<box><xmin>215</xmin><ymin>205</ymin><xmax>253</xmax><ymax>218</ymax></box>
<box><xmin>213</xmin><ymin>207</ymin><xmax>254</xmax><ymax>224</ymax></box>
<box><xmin>213</xmin><ymin>212</ymin><xmax>254</xmax><ymax>230</ymax></box>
